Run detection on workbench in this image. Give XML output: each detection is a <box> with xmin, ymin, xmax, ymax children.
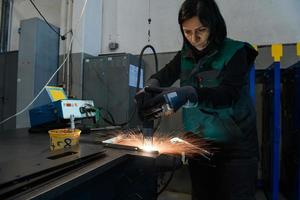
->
<box><xmin>0</xmin><ymin>129</ymin><xmax>159</xmax><ymax>200</ymax></box>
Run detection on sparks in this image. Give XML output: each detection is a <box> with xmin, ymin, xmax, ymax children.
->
<box><xmin>142</xmin><ymin>144</ymin><xmax>158</xmax><ymax>153</ymax></box>
<box><xmin>101</xmin><ymin>129</ymin><xmax>213</xmax><ymax>159</ymax></box>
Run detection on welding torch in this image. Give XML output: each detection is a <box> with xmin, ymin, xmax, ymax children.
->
<box><xmin>135</xmin><ymin>85</ymin><xmax>198</xmax><ymax>146</ymax></box>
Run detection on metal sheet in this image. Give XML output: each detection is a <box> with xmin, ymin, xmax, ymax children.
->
<box><xmin>0</xmin><ymin>51</ymin><xmax>18</xmax><ymax>131</ymax></box>
<box><xmin>0</xmin><ymin>129</ymin><xmax>105</xmax><ymax>186</ymax></box>
<box><xmin>0</xmin><ymin>129</ymin><xmax>159</xmax><ymax>200</ymax></box>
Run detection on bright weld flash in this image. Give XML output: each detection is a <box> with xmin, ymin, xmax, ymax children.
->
<box><xmin>101</xmin><ymin>130</ymin><xmax>212</xmax><ymax>158</ymax></box>
<box><xmin>141</xmin><ymin>144</ymin><xmax>158</xmax><ymax>152</ymax></box>
<box><xmin>142</xmin><ymin>136</ymin><xmax>158</xmax><ymax>152</ymax></box>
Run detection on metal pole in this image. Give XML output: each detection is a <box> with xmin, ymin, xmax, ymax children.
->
<box><xmin>0</xmin><ymin>0</ymin><xmax>12</xmax><ymax>53</ymax></box>
<box><xmin>272</xmin><ymin>61</ymin><xmax>281</xmax><ymax>200</ymax></box>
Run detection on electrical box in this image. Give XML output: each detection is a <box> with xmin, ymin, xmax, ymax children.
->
<box><xmin>83</xmin><ymin>54</ymin><xmax>143</xmax><ymax>128</ymax></box>
<box><xmin>29</xmin><ymin>99</ymin><xmax>96</xmax><ymax>127</ymax></box>
<box><xmin>16</xmin><ymin>17</ymin><xmax>59</xmax><ymax>128</ymax></box>
<box><xmin>0</xmin><ymin>51</ymin><xmax>18</xmax><ymax>131</ymax></box>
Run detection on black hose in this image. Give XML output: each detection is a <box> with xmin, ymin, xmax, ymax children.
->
<box><xmin>136</xmin><ymin>45</ymin><xmax>158</xmax><ymax>93</ymax></box>
<box><xmin>156</xmin><ymin>156</ymin><xmax>177</xmax><ymax>196</ymax></box>
<box><xmin>96</xmin><ymin>45</ymin><xmax>159</xmax><ymax>127</ymax></box>
<box><xmin>28</xmin><ymin>0</ymin><xmax>68</xmax><ymax>40</ymax></box>
<box><xmin>116</xmin><ymin>45</ymin><xmax>159</xmax><ymax>127</ymax></box>
<box><xmin>136</xmin><ymin>45</ymin><xmax>161</xmax><ymax>132</ymax></box>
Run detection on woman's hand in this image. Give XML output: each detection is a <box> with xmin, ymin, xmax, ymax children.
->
<box><xmin>136</xmin><ymin>84</ymin><xmax>198</xmax><ymax>120</ymax></box>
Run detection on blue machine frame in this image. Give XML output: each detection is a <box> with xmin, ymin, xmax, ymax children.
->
<box><xmin>281</xmin><ymin>62</ymin><xmax>300</xmax><ymax>200</ymax></box>
<box><xmin>260</xmin><ymin>62</ymin><xmax>281</xmax><ymax>200</ymax></box>
<box><xmin>249</xmin><ymin>64</ymin><xmax>256</xmax><ymax>104</ymax></box>
<box><xmin>272</xmin><ymin>62</ymin><xmax>281</xmax><ymax>200</ymax></box>
<box><xmin>296</xmin><ymin>66</ymin><xmax>300</xmax><ymax>200</ymax></box>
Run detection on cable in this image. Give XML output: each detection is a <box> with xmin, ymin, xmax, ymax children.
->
<box><xmin>137</xmin><ymin>45</ymin><xmax>161</xmax><ymax>131</ymax></box>
<box><xmin>28</xmin><ymin>0</ymin><xmax>71</xmax><ymax>40</ymax></box>
<box><xmin>98</xmin><ymin>106</ymin><xmax>132</xmax><ymax>127</ymax></box>
<box><xmin>137</xmin><ymin>44</ymin><xmax>158</xmax><ymax>93</ymax></box>
<box><xmin>97</xmin><ymin>107</ymin><xmax>116</xmax><ymax>125</ymax></box>
<box><xmin>156</xmin><ymin>156</ymin><xmax>177</xmax><ymax>196</ymax></box>
<box><xmin>0</xmin><ymin>0</ymin><xmax>88</xmax><ymax>126</ymax></box>
<box><xmin>92</xmin><ymin>45</ymin><xmax>159</xmax><ymax>128</ymax></box>
<box><xmin>114</xmin><ymin>44</ymin><xmax>159</xmax><ymax>127</ymax></box>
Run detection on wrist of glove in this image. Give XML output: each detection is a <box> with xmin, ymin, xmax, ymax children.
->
<box><xmin>143</xmin><ymin>85</ymin><xmax>198</xmax><ymax>112</ymax></box>
<box><xmin>164</xmin><ymin>86</ymin><xmax>198</xmax><ymax>112</ymax></box>
<box><xmin>134</xmin><ymin>79</ymin><xmax>160</xmax><ymax>120</ymax></box>
<box><xmin>163</xmin><ymin>86</ymin><xmax>198</xmax><ymax>111</ymax></box>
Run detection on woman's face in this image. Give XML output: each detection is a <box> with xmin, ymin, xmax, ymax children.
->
<box><xmin>182</xmin><ymin>16</ymin><xmax>210</xmax><ymax>51</ymax></box>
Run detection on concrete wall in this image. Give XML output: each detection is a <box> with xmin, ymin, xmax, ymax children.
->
<box><xmin>101</xmin><ymin>0</ymin><xmax>184</xmax><ymax>54</ymax></box>
<box><xmin>10</xmin><ymin>0</ymin><xmax>61</xmax><ymax>51</ymax></box>
<box><xmin>9</xmin><ymin>0</ymin><xmax>300</xmax><ymax>54</ymax></box>
<box><xmin>71</xmin><ymin>0</ymin><xmax>102</xmax><ymax>55</ymax></box>
<box><xmin>102</xmin><ymin>0</ymin><xmax>300</xmax><ymax>54</ymax></box>
<box><xmin>220</xmin><ymin>0</ymin><xmax>300</xmax><ymax>46</ymax></box>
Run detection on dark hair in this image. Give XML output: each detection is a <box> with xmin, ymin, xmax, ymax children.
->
<box><xmin>178</xmin><ymin>0</ymin><xmax>227</xmax><ymax>48</ymax></box>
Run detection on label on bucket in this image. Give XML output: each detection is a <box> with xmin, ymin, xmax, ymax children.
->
<box><xmin>49</xmin><ymin>129</ymin><xmax>81</xmax><ymax>150</ymax></box>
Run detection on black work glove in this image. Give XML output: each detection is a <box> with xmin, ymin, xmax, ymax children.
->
<box><xmin>135</xmin><ymin>79</ymin><xmax>160</xmax><ymax>120</ymax></box>
<box><xmin>143</xmin><ymin>85</ymin><xmax>198</xmax><ymax>114</ymax></box>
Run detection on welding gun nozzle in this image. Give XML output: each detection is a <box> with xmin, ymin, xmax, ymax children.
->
<box><xmin>143</xmin><ymin>136</ymin><xmax>154</xmax><ymax>147</ymax></box>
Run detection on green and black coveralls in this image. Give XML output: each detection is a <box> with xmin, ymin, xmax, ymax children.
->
<box><xmin>151</xmin><ymin>38</ymin><xmax>259</xmax><ymax>200</ymax></box>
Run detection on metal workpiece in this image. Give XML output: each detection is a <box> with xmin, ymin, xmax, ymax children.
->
<box><xmin>0</xmin><ymin>129</ymin><xmax>104</xmax><ymax>199</ymax></box>
<box><xmin>0</xmin><ymin>129</ymin><xmax>159</xmax><ymax>200</ymax></box>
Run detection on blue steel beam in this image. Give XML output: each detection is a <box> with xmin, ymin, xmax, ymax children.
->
<box><xmin>271</xmin><ymin>62</ymin><xmax>281</xmax><ymax>200</ymax></box>
<box><xmin>249</xmin><ymin>65</ymin><xmax>256</xmax><ymax>104</ymax></box>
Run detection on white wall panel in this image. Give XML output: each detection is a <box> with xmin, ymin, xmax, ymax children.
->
<box><xmin>219</xmin><ymin>0</ymin><xmax>300</xmax><ymax>45</ymax></box>
<box><xmin>102</xmin><ymin>0</ymin><xmax>184</xmax><ymax>54</ymax></box>
<box><xmin>101</xmin><ymin>0</ymin><xmax>300</xmax><ymax>54</ymax></box>
<box><xmin>9</xmin><ymin>0</ymin><xmax>300</xmax><ymax>53</ymax></box>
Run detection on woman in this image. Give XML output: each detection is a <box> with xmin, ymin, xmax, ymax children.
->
<box><xmin>138</xmin><ymin>0</ymin><xmax>259</xmax><ymax>199</ymax></box>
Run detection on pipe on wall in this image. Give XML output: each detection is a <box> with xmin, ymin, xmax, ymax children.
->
<box><xmin>0</xmin><ymin>0</ymin><xmax>13</xmax><ymax>53</ymax></box>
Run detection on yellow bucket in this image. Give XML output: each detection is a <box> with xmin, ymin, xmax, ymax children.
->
<box><xmin>48</xmin><ymin>129</ymin><xmax>81</xmax><ymax>150</ymax></box>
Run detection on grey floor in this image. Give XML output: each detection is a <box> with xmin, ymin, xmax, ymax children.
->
<box><xmin>157</xmin><ymin>165</ymin><xmax>287</xmax><ymax>200</ymax></box>
<box><xmin>158</xmin><ymin>190</ymin><xmax>267</xmax><ymax>200</ymax></box>
<box><xmin>158</xmin><ymin>190</ymin><xmax>289</xmax><ymax>200</ymax></box>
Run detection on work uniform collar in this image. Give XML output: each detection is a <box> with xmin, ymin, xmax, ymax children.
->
<box><xmin>183</xmin><ymin>41</ymin><xmax>218</xmax><ymax>62</ymax></box>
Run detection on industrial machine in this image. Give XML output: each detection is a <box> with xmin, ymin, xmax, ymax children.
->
<box><xmin>83</xmin><ymin>53</ymin><xmax>143</xmax><ymax>129</ymax></box>
<box><xmin>17</xmin><ymin>17</ymin><xmax>59</xmax><ymax>128</ymax></box>
<box><xmin>29</xmin><ymin>99</ymin><xmax>96</xmax><ymax>127</ymax></box>
<box><xmin>29</xmin><ymin>86</ymin><xmax>96</xmax><ymax>131</ymax></box>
